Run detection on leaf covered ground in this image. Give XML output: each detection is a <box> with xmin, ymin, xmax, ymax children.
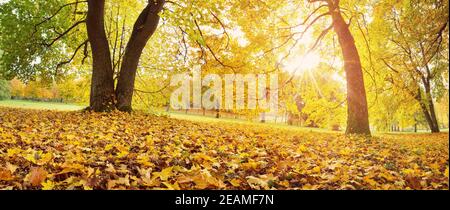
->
<box><xmin>0</xmin><ymin>108</ymin><xmax>448</xmax><ymax>190</ymax></box>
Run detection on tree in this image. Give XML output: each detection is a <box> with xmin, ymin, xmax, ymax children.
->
<box><xmin>0</xmin><ymin>0</ymin><xmax>79</xmax><ymax>83</ymax></box>
<box><xmin>86</xmin><ymin>0</ymin><xmax>165</xmax><ymax>111</ymax></box>
<box><xmin>373</xmin><ymin>0</ymin><xmax>449</xmax><ymax>133</ymax></box>
<box><xmin>290</xmin><ymin>0</ymin><xmax>371</xmax><ymax>135</ymax></box>
<box><xmin>0</xmin><ymin>0</ymin><xmax>239</xmax><ymax>112</ymax></box>
<box><xmin>0</xmin><ymin>0</ymin><xmax>166</xmax><ymax>111</ymax></box>
<box><xmin>0</xmin><ymin>79</ymin><xmax>10</xmax><ymax>100</ymax></box>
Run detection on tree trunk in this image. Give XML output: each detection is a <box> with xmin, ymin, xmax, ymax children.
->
<box><xmin>424</xmin><ymin>82</ymin><xmax>440</xmax><ymax>132</ymax></box>
<box><xmin>427</xmin><ymin>98</ymin><xmax>440</xmax><ymax>133</ymax></box>
<box><xmin>419</xmin><ymin>101</ymin><xmax>436</xmax><ymax>132</ymax></box>
<box><xmin>416</xmin><ymin>87</ymin><xmax>439</xmax><ymax>133</ymax></box>
<box><xmin>86</xmin><ymin>0</ymin><xmax>116</xmax><ymax>112</ymax></box>
<box><xmin>216</xmin><ymin>109</ymin><xmax>220</xmax><ymax>118</ymax></box>
<box><xmin>328</xmin><ymin>2</ymin><xmax>371</xmax><ymax>135</ymax></box>
<box><xmin>115</xmin><ymin>0</ymin><xmax>165</xmax><ymax>112</ymax></box>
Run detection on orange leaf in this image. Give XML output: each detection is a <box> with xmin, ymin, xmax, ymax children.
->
<box><xmin>28</xmin><ymin>167</ymin><xmax>48</xmax><ymax>187</ymax></box>
<box><xmin>0</xmin><ymin>168</ymin><xmax>14</xmax><ymax>181</ymax></box>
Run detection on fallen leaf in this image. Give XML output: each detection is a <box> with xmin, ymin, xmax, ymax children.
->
<box><xmin>27</xmin><ymin>167</ymin><xmax>48</xmax><ymax>187</ymax></box>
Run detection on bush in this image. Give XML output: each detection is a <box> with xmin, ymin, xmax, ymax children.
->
<box><xmin>0</xmin><ymin>79</ymin><xmax>11</xmax><ymax>100</ymax></box>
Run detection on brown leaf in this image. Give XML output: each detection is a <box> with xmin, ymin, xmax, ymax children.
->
<box><xmin>27</xmin><ymin>167</ymin><xmax>48</xmax><ymax>187</ymax></box>
<box><xmin>405</xmin><ymin>175</ymin><xmax>422</xmax><ymax>190</ymax></box>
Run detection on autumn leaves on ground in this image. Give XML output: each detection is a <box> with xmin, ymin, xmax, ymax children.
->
<box><xmin>0</xmin><ymin>107</ymin><xmax>448</xmax><ymax>190</ymax></box>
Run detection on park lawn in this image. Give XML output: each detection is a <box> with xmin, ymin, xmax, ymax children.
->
<box><xmin>0</xmin><ymin>100</ymin><xmax>85</xmax><ymax>111</ymax></box>
<box><xmin>0</xmin><ymin>107</ymin><xmax>448</xmax><ymax>190</ymax></box>
<box><xmin>1</xmin><ymin>100</ymin><xmax>444</xmax><ymax>134</ymax></box>
<box><xmin>168</xmin><ymin>112</ymin><xmax>336</xmax><ymax>134</ymax></box>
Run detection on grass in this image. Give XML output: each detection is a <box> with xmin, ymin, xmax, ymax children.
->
<box><xmin>167</xmin><ymin>111</ymin><xmax>336</xmax><ymax>134</ymax></box>
<box><xmin>0</xmin><ymin>99</ymin><xmax>85</xmax><ymax>111</ymax></box>
<box><xmin>1</xmin><ymin>99</ymin><xmax>447</xmax><ymax>135</ymax></box>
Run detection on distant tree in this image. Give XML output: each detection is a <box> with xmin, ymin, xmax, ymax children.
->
<box><xmin>0</xmin><ymin>79</ymin><xmax>11</xmax><ymax>100</ymax></box>
<box><xmin>373</xmin><ymin>0</ymin><xmax>449</xmax><ymax>133</ymax></box>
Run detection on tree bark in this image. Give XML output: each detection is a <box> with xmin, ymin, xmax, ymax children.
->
<box><xmin>425</xmin><ymin>93</ymin><xmax>440</xmax><ymax>132</ymax></box>
<box><xmin>416</xmin><ymin>86</ymin><xmax>439</xmax><ymax>133</ymax></box>
<box><xmin>423</xmin><ymin>82</ymin><xmax>440</xmax><ymax>132</ymax></box>
<box><xmin>86</xmin><ymin>0</ymin><xmax>116</xmax><ymax>112</ymax></box>
<box><xmin>418</xmin><ymin>100</ymin><xmax>435</xmax><ymax>132</ymax></box>
<box><xmin>427</xmin><ymin>98</ymin><xmax>440</xmax><ymax>133</ymax></box>
<box><xmin>328</xmin><ymin>1</ymin><xmax>371</xmax><ymax>135</ymax></box>
<box><xmin>115</xmin><ymin>0</ymin><xmax>165</xmax><ymax>112</ymax></box>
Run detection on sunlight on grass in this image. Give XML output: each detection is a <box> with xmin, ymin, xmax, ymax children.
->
<box><xmin>167</xmin><ymin>112</ymin><xmax>339</xmax><ymax>134</ymax></box>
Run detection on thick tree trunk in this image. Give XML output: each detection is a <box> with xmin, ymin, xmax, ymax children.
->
<box><xmin>423</xmin><ymin>82</ymin><xmax>440</xmax><ymax>133</ymax></box>
<box><xmin>416</xmin><ymin>87</ymin><xmax>439</xmax><ymax>133</ymax></box>
<box><xmin>86</xmin><ymin>0</ymin><xmax>116</xmax><ymax>112</ymax></box>
<box><xmin>328</xmin><ymin>2</ymin><xmax>371</xmax><ymax>135</ymax></box>
<box><xmin>425</xmin><ymin>94</ymin><xmax>440</xmax><ymax>133</ymax></box>
<box><xmin>418</xmin><ymin>100</ymin><xmax>435</xmax><ymax>132</ymax></box>
<box><xmin>115</xmin><ymin>0</ymin><xmax>165</xmax><ymax>112</ymax></box>
<box><xmin>427</xmin><ymin>99</ymin><xmax>440</xmax><ymax>133</ymax></box>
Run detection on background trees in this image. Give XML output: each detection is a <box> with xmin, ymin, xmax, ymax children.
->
<box><xmin>370</xmin><ymin>0</ymin><xmax>449</xmax><ymax>133</ymax></box>
<box><xmin>0</xmin><ymin>79</ymin><xmax>10</xmax><ymax>100</ymax></box>
<box><xmin>0</xmin><ymin>0</ymin><xmax>80</xmax><ymax>83</ymax></box>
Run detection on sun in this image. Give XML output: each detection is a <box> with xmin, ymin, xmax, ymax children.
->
<box><xmin>284</xmin><ymin>51</ymin><xmax>322</xmax><ymax>75</ymax></box>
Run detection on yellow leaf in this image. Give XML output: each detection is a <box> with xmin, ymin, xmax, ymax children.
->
<box><xmin>7</xmin><ymin>148</ymin><xmax>21</xmax><ymax>157</ymax></box>
<box><xmin>146</xmin><ymin>135</ymin><xmax>154</xmax><ymax>146</ymax></box>
<box><xmin>379</xmin><ymin>172</ymin><xmax>395</xmax><ymax>182</ymax></box>
<box><xmin>153</xmin><ymin>167</ymin><xmax>173</xmax><ymax>181</ymax></box>
<box><xmin>38</xmin><ymin>153</ymin><xmax>53</xmax><ymax>165</ymax></box>
<box><xmin>107</xmin><ymin>176</ymin><xmax>130</xmax><ymax>189</ymax></box>
<box><xmin>297</xmin><ymin>145</ymin><xmax>308</xmax><ymax>153</ymax></box>
<box><xmin>363</xmin><ymin>176</ymin><xmax>378</xmax><ymax>186</ymax></box>
<box><xmin>163</xmin><ymin>182</ymin><xmax>181</xmax><ymax>190</ymax></box>
<box><xmin>105</xmin><ymin>144</ymin><xmax>114</xmax><ymax>151</ymax></box>
<box><xmin>402</xmin><ymin>168</ymin><xmax>416</xmax><ymax>176</ymax></box>
<box><xmin>6</xmin><ymin>162</ymin><xmax>18</xmax><ymax>174</ymax></box>
<box><xmin>83</xmin><ymin>185</ymin><xmax>93</xmax><ymax>190</ymax></box>
<box><xmin>177</xmin><ymin>175</ymin><xmax>193</xmax><ymax>184</ymax></box>
<box><xmin>66</xmin><ymin>134</ymin><xmax>76</xmax><ymax>140</ymax></box>
<box><xmin>192</xmin><ymin>175</ymin><xmax>209</xmax><ymax>189</ymax></box>
<box><xmin>339</xmin><ymin>148</ymin><xmax>351</xmax><ymax>156</ymax></box>
<box><xmin>246</xmin><ymin>176</ymin><xmax>268</xmax><ymax>190</ymax></box>
<box><xmin>117</xmin><ymin>150</ymin><xmax>129</xmax><ymax>158</ymax></box>
<box><xmin>229</xmin><ymin>179</ymin><xmax>241</xmax><ymax>187</ymax></box>
<box><xmin>42</xmin><ymin>180</ymin><xmax>54</xmax><ymax>190</ymax></box>
<box><xmin>429</xmin><ymin>163</ymin><xmax>440</xmax><ymax>171</ymax></box>
<box><xmin>312</xmin><ymin>166</ymin><xmax>321</xmax><ymax>173</ymax></box>
<box><xmin>24</xmin><ymin>150</ymin><xmax>52</xmax><ymax>165</ymax></box>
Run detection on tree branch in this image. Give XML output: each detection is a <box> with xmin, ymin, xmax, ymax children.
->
<box><xmin>43</xmin><ymin>20</ymin><xmax>86</xmax><ymax>47</ymax></box>
<box><xmin>33</xmin><ymin>1</ymin><xmax>87</xmax><ymax>36</ymax></box>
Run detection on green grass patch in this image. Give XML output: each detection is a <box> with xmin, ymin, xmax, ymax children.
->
<box><xmin>0</xmin><ymin>99</ymin><xmax>85</xmax><ymax>111</ymax></box>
